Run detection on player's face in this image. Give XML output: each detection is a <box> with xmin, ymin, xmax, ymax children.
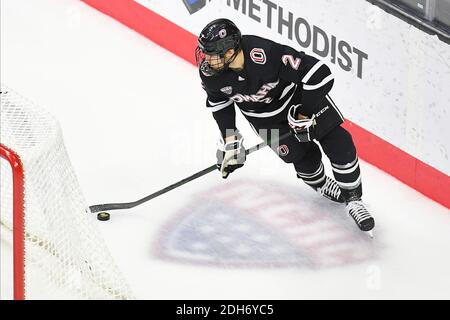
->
<box><xmin>204</xmin><ymin>53</ymin><xmax>225</xmax><ymax>71</ymax></box>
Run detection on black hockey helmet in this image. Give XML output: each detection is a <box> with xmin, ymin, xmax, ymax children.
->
<box><xmin>195</xmin><ymin>18</ymin><xmax>242</xmax><ymax>74</ymax></box>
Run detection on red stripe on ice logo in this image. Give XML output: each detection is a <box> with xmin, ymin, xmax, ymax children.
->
<box><xmin>250</xmin><ymin>48</ymin><xmax>266</xmax><ymax>65</ymax></box>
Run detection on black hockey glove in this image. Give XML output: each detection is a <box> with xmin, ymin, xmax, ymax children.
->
<box><xmin>216</xmin><ymin>133</ymin><xmax>246</xmax><ymax>179</ymax></box>
<box><xmin>287</xmin><ymin>104</ymin><xmax>316</xmax><ymax>142</ymax></box>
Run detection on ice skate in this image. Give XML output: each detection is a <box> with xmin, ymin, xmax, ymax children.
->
<box><xmin>345</xmin><ymin>200</ymin><xmax>375</xmax><ymax>232</ymax></box>
<box><xmin>312</xmin><ymin>176</ymin><xmax>345</xmax><ymax>203</ymax></box>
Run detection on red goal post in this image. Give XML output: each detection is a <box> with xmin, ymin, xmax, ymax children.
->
<box><xmin>0</xmin><ymin>144</ymin><xmax>25</xmax><ymax>300</ymax></box>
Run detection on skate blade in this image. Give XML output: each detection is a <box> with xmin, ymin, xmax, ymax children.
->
<box><xmin>366</xmin><ymin>230</ymin><xmax>374</xmax><ymax>238</ymax></box>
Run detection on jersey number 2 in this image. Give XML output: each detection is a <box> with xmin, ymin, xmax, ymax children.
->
<box><xmin>282</xmin><ymin>55</ymin><xmax>301</xmax><ymax>70</ymax></box>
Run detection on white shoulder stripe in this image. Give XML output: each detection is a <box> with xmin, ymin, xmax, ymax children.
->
<box><xmin>301</xmin><ymin>61</ymin><xmax>324</xmax><ymax>83</ymax></box>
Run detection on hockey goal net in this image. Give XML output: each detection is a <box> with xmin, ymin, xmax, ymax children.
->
<box><xmin>0</xmin><ymin>84</ymin><xmax>133</xmax><ymax>299</ymax></box>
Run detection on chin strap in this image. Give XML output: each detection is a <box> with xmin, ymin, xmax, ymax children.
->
<box><xmin>223</xmin><ymin>48</ymin><xmax>241</xmax><ymax>70</ymax></box>
<box><xmin>199</xmin><ymin>47</ymin><xmax>242</xmax><ymax>76</ymax></box>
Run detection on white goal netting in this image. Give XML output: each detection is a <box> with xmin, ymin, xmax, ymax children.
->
<box><xmin>0</xmin><ymin>84</ymin><xmax>134</xmax><ymax>299</ymax></box>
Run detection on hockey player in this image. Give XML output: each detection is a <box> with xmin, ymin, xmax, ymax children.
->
<box><xmin>195</xmin><ymin>19</ymin><xmax>374</xmax><ymax>232</ymax></box>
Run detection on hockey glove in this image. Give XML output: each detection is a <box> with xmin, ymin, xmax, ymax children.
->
<box><xmin>216</xmin><ymin>134</ymin><xmax>246</xmax><ymax>179</ymax></box>
<box><xmin>287</xmin><ymin>104</ymin><xmax>316</xmax><ymax>142</ymax></box>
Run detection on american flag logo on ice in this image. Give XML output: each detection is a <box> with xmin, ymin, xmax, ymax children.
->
<box><xmin>155</xmin><ymin>180</ymin><xmax>376</xmax><ymax>268</ymax></box>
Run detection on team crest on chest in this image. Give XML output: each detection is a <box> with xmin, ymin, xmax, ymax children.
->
<box><xmin>250</xmin><ymin>48</ymin><xmax>267</xmax><ymax>65</ymax></box>
<box><xmin>220</xmin><ymin>86</ymin><xmax>233</xmax><ymax>95</ymax></box>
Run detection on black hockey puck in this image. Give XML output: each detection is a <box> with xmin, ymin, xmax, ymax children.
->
<box><xmin>97</xmin><ymin>212</ymin><xmax>110</xmax><ymax>221</ymax></box>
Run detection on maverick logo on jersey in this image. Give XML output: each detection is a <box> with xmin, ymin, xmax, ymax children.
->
<box><xmin>250</xmin><ymin>48</ymin><xmax>267</xmax><ymax>65</ymax></box>
<box><xmin>230</xmin><ymin>80</ymin><xmax>279</xmax><ymax>103</ymax></box>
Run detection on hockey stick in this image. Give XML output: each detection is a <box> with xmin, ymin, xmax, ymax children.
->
<box><xmin>89</xmin><ymin>131</ymin><xmax>292</xmax><ymax>213</ymax></box>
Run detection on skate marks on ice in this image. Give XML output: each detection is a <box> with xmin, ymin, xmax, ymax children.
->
<box><xmin>154</xmin><ymin>179</ymin><xmax>379</xmax><ymax>269</ymax></box>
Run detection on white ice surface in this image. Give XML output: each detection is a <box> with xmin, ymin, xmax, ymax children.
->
<box><xmin>1</xmin><ymin>0</ymin><xmax>450</xmax><ymax>299</ymax></box>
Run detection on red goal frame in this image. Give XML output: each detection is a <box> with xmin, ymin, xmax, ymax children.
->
<box><xmin>1</xmin><ymin>143</ymin><xmax>25</xmax><ymax>300</ymax></box>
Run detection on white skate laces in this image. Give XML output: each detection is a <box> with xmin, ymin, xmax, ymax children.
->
<box><xmin>346</xmin><ymin>200</ymin><xmax>375</xmax><ymax>232</ymax></box>
<box><xmin>317</xmin><ymin>177</ymin><xmax>343</xmax><ymax>202</ymax></box>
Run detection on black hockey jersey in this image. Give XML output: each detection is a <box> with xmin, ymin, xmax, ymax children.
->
<box><xmin>199</xmin><ymin>35</ymin><xmax>335</xmax><ymax>138</ymax></box>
